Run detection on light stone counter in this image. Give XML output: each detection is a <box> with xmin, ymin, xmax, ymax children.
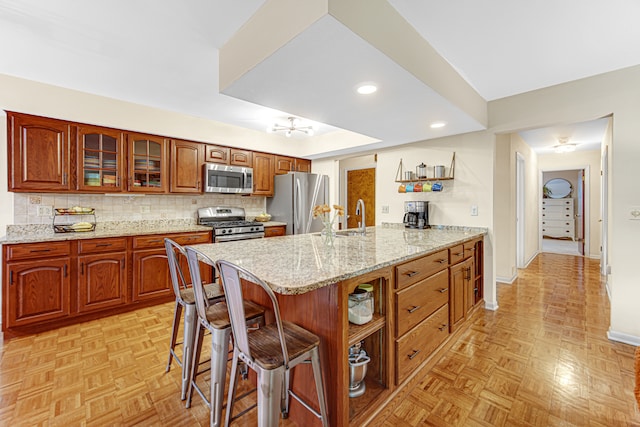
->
<box><xmin>191</xmin><ymin>224</ymin><xmax>487</xmax><ymax>295</ymax></box>
<box><xmin>2</xmin><ymin>219</ymin><xmax>212</xmax><ymax>244</ymax></box>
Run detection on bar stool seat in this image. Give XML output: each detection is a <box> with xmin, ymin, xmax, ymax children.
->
<box><xmin>165</xmin><ymin>238</ymin><xmax>225</xmax><ymax>400</ymax></box>
<box><xmin>185</xmin><ymin>246</ymin><xmax>265</xmax><ymax>427</ymax></box>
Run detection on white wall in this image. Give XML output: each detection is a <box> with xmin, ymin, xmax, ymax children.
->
<box><xmin>489</xmin><ymin>65</ymin><xmax>640</xmax><ymax>344</ymax></box>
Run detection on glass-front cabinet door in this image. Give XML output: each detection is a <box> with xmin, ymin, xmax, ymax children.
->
<box><xmin>127</xmin><ymin>133</ymin><xmax>168</xmax><ymax>193</ymax></box>
<box><xmin>77</xmin><ymin>126</ymin><xmax>124</xmax><ymax>192</ymax></box>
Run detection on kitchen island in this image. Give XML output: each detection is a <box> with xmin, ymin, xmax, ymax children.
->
<box><xmin>190</xmin><ymin>224</ymin><xmax>486</xmax><ymax>426</ymax></box>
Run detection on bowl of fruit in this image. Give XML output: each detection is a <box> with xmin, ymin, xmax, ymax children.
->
<box><xmin>254</xmin><ymin>213</ymin><xmax>272</xmax><ymax>222</ymax></box>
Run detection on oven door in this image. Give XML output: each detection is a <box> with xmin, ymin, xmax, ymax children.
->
<box><xmin>214</xmin><ymin>232</ymin><xmax>264</xmax><ymax>243</ymax></box>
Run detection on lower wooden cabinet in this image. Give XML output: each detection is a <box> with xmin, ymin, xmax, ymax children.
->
<box><xmin>264</xmin><ymin>225</ymin><xmax>286</xmax><ymax>237</ymax></box>
<box><xmin>2</xmin><ymin>230</ymin><xmax>211</xmax><ymax>333</ymax></box>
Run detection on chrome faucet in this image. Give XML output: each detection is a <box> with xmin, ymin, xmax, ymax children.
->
<box><xmin>355</xmin><ymin>199</ymin><xmax>366</xmax><ymax>235</ymax></box>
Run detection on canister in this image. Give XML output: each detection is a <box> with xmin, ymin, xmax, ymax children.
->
<box><xmin>434</xmin><ymin>165</ymin><xmax>445</xmax><ymax>178</ymax></box>
<box><xmin>348</xmin><ymin>284</ymin><xmax>374</xmax><ymax>325</ymax></box>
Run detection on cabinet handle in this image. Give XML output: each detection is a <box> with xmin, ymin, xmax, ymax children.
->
<box><xmin>439</xmin><ymin>324</ymin><xmax>448</xmax><ymax>331</ymax></box>
<box><xmin>122</xmin><ymin>258</ymin><xmax>125</xmax><ymax>269</ymax></box>
<box><xmin>408</xmin><ymin>305</ymin><xmax>420</xmax><ymax>313</ymax></box>
<box><xmin>455</xmin><ymin>252</ymin><xmax>464</xmax><ymax>257</ymax></box>
<box><xmin>438</xmin><ymin>259</ymin><xmax>447</xmax><ymax>264</ymax></box>
<box><xmin>408</xmin><ymin>349</ymin><xmax>420</xmax><ymax>360</ymax></box>
<box><xmin>9</xmin><ymin>271</ymin><xmax>13</xmax><ymax>285</ymax></box>
<box><xmin>81</xmin><ymin>262</ymin><xmax>84</xmax><ymax>275</ymax></box>
<box><xmin>148</xmin><ymin>239</ymin><xmax>163</xmax><ymax>243</ymax></box>
<box><xmin>96</xmin><ymin>243</ymin><xmax>112</xmax><ymax>247</ymax></box>
<box><xmin>405</xmin><ymin>271</ymin><xmax>419</xmax><ymax>277</ymax></box>
<box><xmin>30</xmin><ymin>249</ymin><xmax>51</xmax><ymax>253</ymax></box>
<box><xmin>63</xmin><ymin>173</ymin><xmax>67</xmax><ymax>185</ymax></box>
<box><xmin>439</xmin><ymin>288</ymin><xmax>448</xmax><ymax>293</ymax></box>
<box><xmin>64</xmin><ymin>264</ymin><xmax>68</xmax><ymax>277</ymax></box>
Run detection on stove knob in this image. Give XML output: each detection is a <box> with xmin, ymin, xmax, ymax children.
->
<box><xmin>221</xmin><ymin>229</ymin><xmax>227</xmax><ymax>234</ymax></box>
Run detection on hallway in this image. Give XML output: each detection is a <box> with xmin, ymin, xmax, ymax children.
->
<box><xmin>380</xmin><ymin>253</ymin><xmax>639</xmax><ymax>426</ymax></box>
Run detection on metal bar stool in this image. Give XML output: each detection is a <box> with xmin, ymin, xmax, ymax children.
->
<box><xmin>215</xmin><ymin>257</ymin><xmax>329</xmax><ymax>427</ymax></box>
<box><xmin>185</xmin><ymin>246</ymin><xmax>266</xmax><ymax>427</ymax></box>
<box><xmin>164</xmin><ymin>238</ymin><xmax>226</xmax><ymax>400</ymax></box>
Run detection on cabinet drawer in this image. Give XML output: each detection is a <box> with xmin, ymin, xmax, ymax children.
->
<box><xmin>463</xmin><ymin>240</ymin><xmax>478</xmax><ymax>258</ymax></box>
<box><xmin>5</xmin><ymin>241</ymin><xmax>71</xmax><ymax>261</ymax></box>
<box><xmin>541</xmin><ymin>219</ymin><xmax>573</xmax><ymax>228</ymax></box>
<box><xmin>396</xmin><ymin>269</ymin><xmax>448</xmax><ymax>337</ymax></box>
<box><xmin>542</xmin><ymin>199</ymin><xmax>573</xmax><ymax>206</ymax></box>
<box><xmin>264</xmin><ymin>225</ymin><xmax>286</xmax><ymax>238</ymax></box>
<box><xmin>133</xmin><ymin>232</ymin><xmax>211</xmax><ymax>250</ymax></box>
<box><xmin>449</xmin><ymin>244</ymin><xmax>464</xmax><ymax>264</ymax></box>
<box><xmin>396</xmin><ymin>249</ymin><xmax>448</xmax><ymax>290</ymax></box>
<box><xmin>542</xmin><ymin>205</ymin><xmax>573</xmax><ymax>214</ymax></box>
<box><xmin>396</xmin><ymin>304</ymin><xmax>449</xmax><ymax>384</ymax></box>
<box><xmin>78</xmin><ymin>237</ymin><xmax>127</xmax><ymax>254</ymax></box>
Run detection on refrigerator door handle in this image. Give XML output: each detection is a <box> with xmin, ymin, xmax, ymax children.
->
<box><xmin>295</xmin><ymin>177</ymin><xmax>302</xmax><ymax>234</ymax></box>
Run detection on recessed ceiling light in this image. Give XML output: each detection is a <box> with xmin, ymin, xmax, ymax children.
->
<box><xmin>430</xmin><ymin>122</ymin><xmax>446</xmax><ymax>129</ymax></box>
<box><xmin>356</xmin><ymin>83</ymin><xmax>377</xmax><ymax>95</ymax></box>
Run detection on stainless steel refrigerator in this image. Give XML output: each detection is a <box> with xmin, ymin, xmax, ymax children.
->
<box><xmin>267</xmin><ymin>172</ymin><xmax>330</xmax><ymax>235</ymax></box>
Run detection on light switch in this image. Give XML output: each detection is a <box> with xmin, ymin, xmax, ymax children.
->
<box><xmin>381</xmin><ymin>205</ymin><xmax>389</xmax><ymax>214</ymax></box>
<box><xmin>470</xmin><ymin>205</ymin><xmax>478</xmax><ymax>216</ymax></box>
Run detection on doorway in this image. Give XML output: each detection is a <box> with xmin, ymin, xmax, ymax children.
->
<box><xmin>346</xmin><ymin>168</ymin><xmax>376</xmax><ymax>229</ymax></box>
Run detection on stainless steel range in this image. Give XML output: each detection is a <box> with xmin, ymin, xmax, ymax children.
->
<box><xmin>198</xmin><ymin>206</ymin><xmax>264</xmax><ymax>242</ymax></box>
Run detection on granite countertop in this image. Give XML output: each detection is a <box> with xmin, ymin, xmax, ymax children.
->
<box><xmin>259</xmin><ymin>221</ymin><xmax>287</xmax><ymax>227</ymax></box>
<box><xmin>1</xmin><ymin>220</ymin><xmax>212</xmax><ymax>244</ymax></box>
<box><xmin>191</xmin><ymin>224</ymin><xmax>487</xmax><ymax>295</ymax></box>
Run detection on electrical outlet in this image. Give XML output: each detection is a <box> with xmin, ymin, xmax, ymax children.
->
<box><xmin>29</xmin><ymin>196</ymin><xmax>42</xmax><ymax>205</ymax></box>
<box><xmin>381</xmin><ymin>205</ymin><xmax>389</xmax><ymax>214</ymax></box>
<box><xmin>470</xmin><ymin>205</ymin><xmax>478</xmax><ymax>216</ymax></box>
<box><xmin>630</xmin><ymin>206</ymin><xmax>640</xmax><ymax>220</ymax></box>
<box><xmin>140</xmin><ymin>206</ymin><xmax>151</xmax><ymax>213</ymax></box>
<box><xmin>37</xmin><ymin>205</ymin><xmax>52</xmax><ymax>217</ymax></box>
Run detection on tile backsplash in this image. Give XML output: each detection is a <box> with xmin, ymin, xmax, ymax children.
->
<box><xmin>13</xmin><ymin>193</ymin><xmax>267</xmax><ymax>225</ymax></box>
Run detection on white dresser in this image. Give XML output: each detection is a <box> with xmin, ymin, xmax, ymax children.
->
<box><xmin>541</xmin><ymin>198</ymin><xmax>575</xmax><ymax>240</ymax></box>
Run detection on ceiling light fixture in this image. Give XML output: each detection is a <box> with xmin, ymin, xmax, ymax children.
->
<box><xmin>356</xmin><ymin>83</ymin><xmax>377</xmax><ymax>95</ymax></box>
<box><xmin>267</xmin><ymin>117</ymin><xmax>315</xmax><ymax>137</ymax></box>
<box><xmin>430</xmin><ymin>121</ymin><xmax>446</xmax><ymax>129</ymax></box>
<box><xmin>553</xmin><ymin>137</ymin><xmax>576</xmax><ymax>153</ymax></box>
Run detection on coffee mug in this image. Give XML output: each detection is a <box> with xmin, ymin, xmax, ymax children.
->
<box><xmin>406</xmin><ymin>183</ymin><xmax>414</xmax><ymax>192</ymax></box>
<box><xmin>422</xmin><ymin>182</ymin><xmax>432</xmax><ymax>192</ymax></box>
<box><xmin>398</xmin><ymin>184</ymin><xmax>406</xmax><ymax>193</ymax></box>
<box><xmin>432</xmin><ymin>182</ymin><xmax>443</xmax><ymax>192</ymax></box>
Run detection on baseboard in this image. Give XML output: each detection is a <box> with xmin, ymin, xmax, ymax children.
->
<box><xmin>607</xmin><ymin>329</ymin><xmax>640</xmax><ymax>346</ymax></box>
<box><xmin>496</xmin><ymin>274</ymin><xmax>517</xmax><ymax>284</ymax></box>
<box><xmin>524</xmin><ymin>251</ymin><xmax>538</xmax><ymax>268</ymax></box>
<box><xmin>484</xmin><ymin>301</ymin><xmax>499</xmax><ymax>311</ymax></box>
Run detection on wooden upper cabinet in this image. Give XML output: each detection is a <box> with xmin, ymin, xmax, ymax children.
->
<box><xmin>127</xmin><ymin>133</ymin><xmax>168</xmax><ymax>193</ymax></box>
<box><xmin>274</xmin><ymin>155</ymin><xmax>295</xmax><ymax>175</ymax></box>
<box><xmin>76</xmin><ymin>125</ymin><xmax>125</xmax><ymax>192</ymax></box>
<box><xmin>8</xmin><ymin>112</ymin><xmax>71</xmax><ymax>192</ymax></box>
<box><xmin>204</xmin><ymin>144</ymin><xmax>230</xmax><ymax>164</ymax></box>
<box><xmin>252</xmin><ymin>152</ymin><xmax>274</xmax><ymax>196</ymax></box>
<box><xmin>205</xmin><ymin>144</ymin><xmax>252</xmax><ymax>167</ymax></box>
<box><xmin>170</xmin><ymin>139</ymin><xmax>204</xmax><ymax>193</ymax></box>
<box><xmin>295</xmin><ymin>158</ymin><xmax>311</xmax><ymax>173</ymax></box>
<box><xmin>230</xmin><ymin>148</ymin><xmax>252</xmax><ymax>167</ymax></box>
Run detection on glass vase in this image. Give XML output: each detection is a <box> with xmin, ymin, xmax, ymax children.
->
<box><xmin>321</xmin><ymin>221</ymin><xmax>335</xmax><ymax>247</ymax></box>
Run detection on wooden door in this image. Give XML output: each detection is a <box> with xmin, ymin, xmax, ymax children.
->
<box><xmin>77</xmin><ymin>125</ymin><xmax>125</xmax><ymax>192</ymax></box>
<box><xmin>346</xmin><ymin>168</ymin><xmax>376</xmax><ymax>229</ymax></box>
<box><xmin>230</xmin><ymin>148</ymin><xmax>252</xmax><ymax>167</ymax></box>
<box><xmin>170</xmin><ymin>139</ymin><xmax>203</xmax><ymax>193</ymax></box>
<box><xmin>132</xmin><ymin>249</ymin><xmax>172</xmax><ymax>302</ymax></box>
<box><xmin>252</xmin><ymin>152</ymin><xmax>274</xmax><ymax>196</ymax></box>
<box><xmin>449</xmin><ymin>259</ymin><xmax>471</xmax><ymax>333</ymax></box>
<box><xmin>274</xmin><ymin>155</ymin><xmax>295</xmax><ymax>175</ymax></box>
<box><xmin>9</xmin><ymin>113</ymin><xmax>71</xmax><ymax>191</ymax></box>
<box><xmin>77</xmin><ymin>252</ymin><xmax>127</xmax><ymax>312</ymax></box>
<box><xmin>6</xmin><ymin>258</ymin><xmax>71</xmax><ymax>327</ymax></box>
<box><xmin>295</xmin><ymin>158</ymin><xmax>312</xmax><ymax>172</ymax></box>
<box><xmin>204</xmin><ymin>144</ymin><xmax>230</xmax><ymax>164</ymax></box>
<box><xmin>127</xmin><ymin>133</ymin><xmax>168</xmax><ymax>193</ymax></box>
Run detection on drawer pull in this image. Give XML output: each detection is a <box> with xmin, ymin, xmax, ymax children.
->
<box><xmin>455</xmin><ymin>252</ymin><xmax>464</xmax><ymax>257</ymax></box>
<box><xmin>148</xmin><ymin>239</ymin><xmax>163</xmax><ymax>243</ymax></box>
<box><xmin>408</xmin><ymin>305</ymin><xmax>420</xmax><ymax>313</ymax></box>
<box><xmin>405</xmin><ymin>271</ymin><xmax>419</xmax><ymax>277</ymax></box>
<box><xmin>438</xmin><ymin>288</ymin><xmax>448</xmax><ymax>293</ymax></box>
<box><xmin>96</xmin><ymin>243</ymin><xmax>112</xmax><ymax>247</ymax></box>
<box><xmin>30</xmin><ymin>249</ymin><xmax>51</xmax><ymax>253</ymax></box>
<box><xmin>408</xmin><ymin>349</ymin><xmax>420</xmax><ymax>360</ymax></box>
<box><xmin>437</xmin><ymin>259</ymin><xmax>447</xmax><ymax>264</ymax></box>
<box><xmin>439</xmin><ymin>324</ymin><xmax>448</xmax><ymax>331</ymax></box>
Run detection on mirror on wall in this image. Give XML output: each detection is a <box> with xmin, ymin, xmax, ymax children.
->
<box><xmin>543</xmin><ymin>178</ymin><xmax>572</xmax><ymax>198</ymax></box>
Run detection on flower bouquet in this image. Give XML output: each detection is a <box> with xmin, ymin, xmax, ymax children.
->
<box><xmin>313</xmin><ymin>204</ymin><xmax>344</xmax><ymax>246</ymax></box>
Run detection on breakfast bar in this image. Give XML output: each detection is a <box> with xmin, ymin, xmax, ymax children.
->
<box><xmin>190</xmin><ymin>224</ymin><xmax>486</xmax><ymax>426</ymax></box>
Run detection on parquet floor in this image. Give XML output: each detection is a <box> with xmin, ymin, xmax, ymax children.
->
<box><xmin>0</xmin><ymin>253</ymin><xmax>638</xmax><ymax>426</ymax></box>
<box><xmin>379</xmin><ymin>253</ymin><xmax>640</xmax><ymax>426</ymax></box>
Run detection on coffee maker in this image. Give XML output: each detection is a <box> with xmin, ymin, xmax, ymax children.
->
<box><xmin>403</xmin><ymin>201</ymin><xmax>429</xmax><ymax>229</ymax></box>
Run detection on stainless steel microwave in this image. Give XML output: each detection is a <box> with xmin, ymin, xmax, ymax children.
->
<box><xmin>203</xmin><ymin>163</ymin><xmax>253</xmax><ymax>194</ymax></box>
